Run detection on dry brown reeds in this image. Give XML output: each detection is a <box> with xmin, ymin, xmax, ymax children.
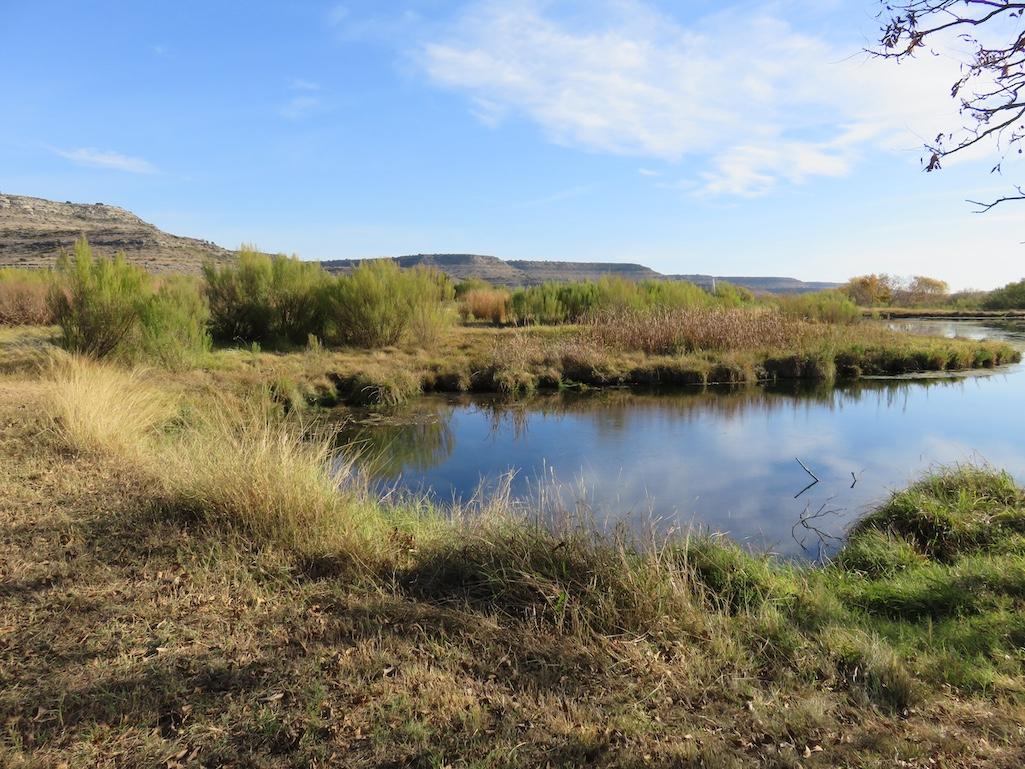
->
<box><xmin>461</xmin><ymin>288</ymin><xmax>510</xmax><ymax>325</ymax></box>
<box><xmin>0</xmin><ymin>270</ymin><xmax>53</xmax><ymax>326</ymax></box>
<box><xmin>586</xmin><ymin>307</ymin><xmax>809</xmax><ymax>354</ymax></box>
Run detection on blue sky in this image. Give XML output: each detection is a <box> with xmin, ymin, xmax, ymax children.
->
<box><xmin>2</xmin><ymin>0</ymin><xmax>1022</xmax><ymax>288</ymax></box>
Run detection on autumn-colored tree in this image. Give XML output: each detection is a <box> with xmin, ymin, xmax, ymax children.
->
<box><xmin>903</xmin><ymin>276</ymin><xmax>950</xmax><ymax>307</ymax></box>
<box><xmin>842</xmin><ymin>274</ymin><xmax>897</xmax><ymax>306</ymax></box>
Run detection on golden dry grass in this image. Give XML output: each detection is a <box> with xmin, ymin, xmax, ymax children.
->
<box><xmin>587</xmin><ymin>306</ymin><xmax>808</xmax><ymax>354</ymax></box>
<box><xmin>0</xmin><ymin>272</ymin><xmax>52</xmax><ymax>325</ymax></box>
<box><xmin>461</xmin><ymin>288</ymin><xmax>510</xmax><ymax>324</ymax></box>
<box><xmin>46</xmin><ymin>355</ymin><xmax>178</xmax><ymax>459</ymax></box>
<box><xmin>164</xmin><ymin>401</ymin><xmax>386</xmax><ymax>565</ymax></box>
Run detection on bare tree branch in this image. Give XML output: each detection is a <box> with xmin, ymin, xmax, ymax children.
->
<box><xmin>876</xmin><ymin>1</ymin><xmax>1025</xmax><ymax>207</ymax></box>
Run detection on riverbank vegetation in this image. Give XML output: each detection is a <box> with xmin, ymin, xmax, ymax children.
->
<box><xmin>0</xmin><ymin>239</ymin><xmax>1017</xmax><ymax>410</ymax></box>
<box><xmin>842</xmin><ymin>273</ymin><xmax>1025</xmax><ymax>313</ymax></box>
<box><xmin>2</xmin><ymin>355</ymin><xmax>1025</xmax><ymax>767</ymax></box>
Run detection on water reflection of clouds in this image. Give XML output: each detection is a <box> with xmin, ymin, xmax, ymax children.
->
<box><xmin>354</xmin><ymin>322</ymin><xmax>1025</xmax><ymax>557</ymax></box>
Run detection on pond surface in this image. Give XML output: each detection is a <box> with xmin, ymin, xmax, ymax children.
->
<box><xmin>336</xmin><ymin>320</ymin><xmax>1025</xmax><ymax>559</ymax></box>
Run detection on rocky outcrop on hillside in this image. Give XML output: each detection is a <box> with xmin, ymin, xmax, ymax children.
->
<box><xmin>0</xmin><ymin>193</ymin><xmax>232</xmax><ymax>273</ymax></box>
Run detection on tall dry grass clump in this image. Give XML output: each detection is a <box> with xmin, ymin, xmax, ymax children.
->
<box><xmin>47</xmin><ymin>355</ymin><xmax>178</xmax><ymax>458</ymax></box>
<box><xmin>461</xmin><ymin>288</ymin><xmax>510</xmax><ymax>324</ymax></box>
<box><xmin>0</xmin><ymin>268</ymin><xmax>53</xmax><ymax>325</ymax></box>
<box><xmin>167</xmin><ymin>402</ymin><xmax>386</xmax><ymax>563</ymax></box>
<box><xmin>587</xmin><ymin>307</ymin><xmax>808</xmax><ymax>354</ymax></box>
<box><xmin>409</xmin><ymin>514</ymin><xmax>705</xmax><ymax>637</ymax></box>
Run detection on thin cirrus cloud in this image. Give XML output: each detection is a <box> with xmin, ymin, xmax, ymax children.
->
<box><xmin>280</xmin><ymin>79</ymin><xmax>323</xmax><ymax>120</ymax></box>
<box><xmin>52</xmin><ymin>147</ymin><xmax>156</xmax><ymax>174</ymax></box>
<box><xmin>420</xmin><ymin>0</ymin><xmax>963</xmax><ymax>196</ymax></box>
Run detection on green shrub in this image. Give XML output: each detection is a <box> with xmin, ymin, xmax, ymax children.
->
<box><xmin>324</xmin><ymin>260</ymin><xmax>452</xmax><ymax>348</ymax></box>
<box><xmin>139</xmin><ymin>276</ymin><xmax>211</xmax><ymax>369</ymax></box>
<box><xmin>643</xmin><ymin>278</ymin><xmax>716</xmax><ymax>310</ymax></box>
<box><xmin>49</xmin><ymin>237</ymin><xmax>209</xmax><ymax>365</ymax></box>
<box><xmin>711</xmin><ymin>281</ymin><xmax>755</xmax><ymax>307</ymax></box>
<box><xmin>776</xmin><ymin>290</ymin><xmax>860</xmax><ymax>324</ymax></box>
<box><xmin>271</xmin><ymin>253</ymin><xmax>330</xmax><ymax>344</ymax></box>
<box><xmin>49</xmin><ymin>238</ymin><xmax>151</xmax><ymax>358</ymax></box>
<box><xmin>203</xmin><ymin>247</ymin><xmax>328</xmax><ymax>346</ymax></box>
<box><xmin>506</xmin><ymin>277</ymin><xmax>734</xmax><ymax>325</ymax></box>
<box><xmin>983</xmin><ymin>278</ymin><xmax>1025</xmax><ymax>310</ymax></box>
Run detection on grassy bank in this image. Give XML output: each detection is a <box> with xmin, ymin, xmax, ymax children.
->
<box><xmin>198</xmin><ymin>321</ymin><xmax>1020</xmax><ymax>407</ymax></box>
<box><xmin>2</xmin><ymin>358</ymin><xmax>1025</xmax><ymax>767</ymax></box>
<box><xmin>2</xmin><ymin>318</ymin><xmax>1007</xmax><ymax>409</ymax></box>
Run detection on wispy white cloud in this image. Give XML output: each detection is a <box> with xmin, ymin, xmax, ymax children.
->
<box><xmin>420</xmin><ymin>0</ymin><xmax>964</xmax><ymax>196</ymax></box>
<box><xmin>52</xmin><ymin>147</ymin><xmax>156</xmax><ymax>174</ymax></box>
<box><xmin>290</xmin><ymin>78</ymin><xmax>321</xmax><ymax>92</ymax></box>
<box><xmin>326</xmin><ymin>3</ymin><xmax>423</xmax><ymax>43</ymax></box>
<box><xmin>280</xmin><ymin>79</ymin><xmax>324</xmax><ymax>120</ymax></box>
<box><xmin>326</xmin><ymin>4</ymin><xmax>349</xmax><ymax>28</ymax></box>
<box><xmin>517</xmin><ymin>184</ymin><xmax>594</xmax><ymax>208</ymax></box>
<box><xmin>280</xmin><ymin>96</ymin><xmax>321</xmax><ymax>120</ymax></box>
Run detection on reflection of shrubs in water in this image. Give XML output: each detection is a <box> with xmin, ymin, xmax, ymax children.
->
<box><xmin>433</xmin><ymin>376</ymin><xmax>977</xmax><ymax>440</ymax></box>
<box><xmin>336</xmin><ymin>405</ymin><xmax>456</xmax><ymax>479</ymax></box>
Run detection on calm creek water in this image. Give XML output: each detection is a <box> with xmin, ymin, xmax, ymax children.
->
<box><xmin>336</xmin><ymin>320</ymin><xmax>1025</xmax><ymax>558</ymax></box>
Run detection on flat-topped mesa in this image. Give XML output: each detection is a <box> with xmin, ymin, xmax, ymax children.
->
<box><xmin>0</xmin><ymin>192</ymin><xmax>232</xmax><ymax>274</ymax></box>
<box><xmin>0</xmin><ymin>192</ymin><xmax>841</xmax><ymax>293</ymax></box>
<box><xmin>323</xmin><ymin>253</ymin><xmax>840</xmax><ymax>293</ymax></box>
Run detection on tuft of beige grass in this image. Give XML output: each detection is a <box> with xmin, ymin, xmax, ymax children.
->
<box><xmin>165</xmin><ymin>401</ymin><xmax>387</xmax><ymax>564</ymax></box>
<box><xmin>46</xmin><ymin>355</ymin><xmax>178</xmax><ymax>458</ymax></box>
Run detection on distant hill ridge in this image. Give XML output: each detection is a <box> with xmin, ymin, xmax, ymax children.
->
<box><xmin>321</xmin><ymin>254</ymin><xmax>841</xmax><ymax>294</ymax></box>
<box><xmin>0</xmin><ymin>193</ymin><xmax>839</xmax><ymax>293</ymax></box>
<box><xmin>0</xmin><ymin>192</ymin><xmax>232</xmax><ymax>274</ymax></box>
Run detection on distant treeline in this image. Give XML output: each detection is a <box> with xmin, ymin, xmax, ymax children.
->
<box><xmin>841</xmin><ymin>273</ymin><xmax>1025</xmax><ymax>311</ymax></box>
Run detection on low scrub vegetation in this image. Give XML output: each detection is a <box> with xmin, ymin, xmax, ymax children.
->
<box><xmin>983</xmin><ymin>277</ymin><xmax>1025</xmax><ymax>310</ymax></box>
<box><xmin>49</xmin><ymin>238</ymin><xmax>210</xmax><ymax>367</ymax></box>
<box><xmin>775</xmin><ymin>289</ymin><xmax>860</xmax><ymax>324</ymax></box>
<box><xmin>204</xmin><ymin>247</ymin><xmax>329</xmax><ymax>347</ymax></box>
<box><xmin>324</xmin><ymin>260</ymin><xmax>454</xmax><ymax>348</ymax></box>
<box><xmin>505</xmin><ymin>276</ymin><xmax>724</xmax><ymax>325</ymax></box>
<box><xmin>205</xmin><ymin>251</ymin><xmax>454</xmax><ymax>349</ymax></box>
<box><xmin>842</xmin><ymin>272</ymin><xmax>1025</xmax><ymax>312</ymax></box>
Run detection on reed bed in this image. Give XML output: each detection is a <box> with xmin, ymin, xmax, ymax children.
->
<box><xmin>0</xmin><ymin>268</ymin><xmax>53</xmax><ymax>326</ymax></box>
<box><xmin>459</xmin><ymin>288</ymin><xmax>510</xmax><ymax>324</ymax></box>
<box><xmin>586</xmin><ymin>307</ymin><xmax>811</xmax><ymax>354</ymax></box>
